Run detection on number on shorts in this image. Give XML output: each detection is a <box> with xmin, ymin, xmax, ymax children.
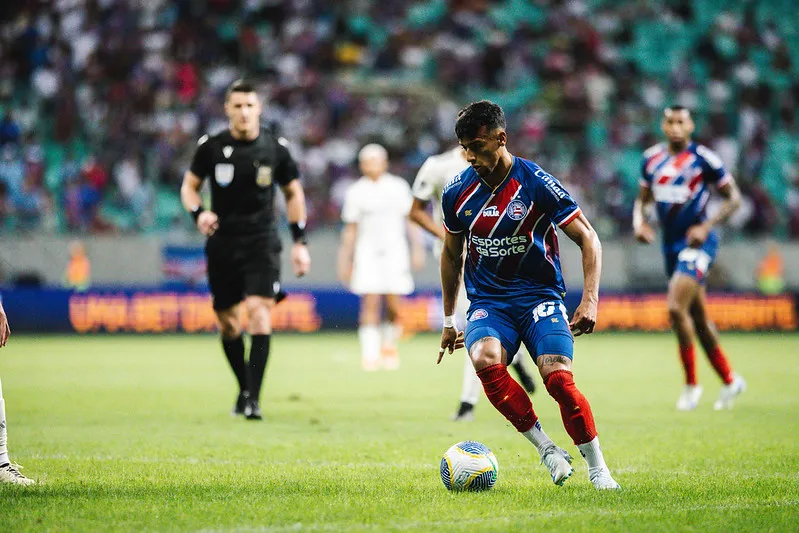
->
<box><xmin>533</xmin><ymin>301</ymin><xmax>568</xmax><ymax>323</ymax></box>
<box><xmin>677</xmin><ymin>248</ymin><xmax>711</xmax><ymax>274</ymax></box>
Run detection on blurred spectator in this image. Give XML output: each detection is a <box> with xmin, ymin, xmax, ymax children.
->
<box><xmin>0</xmin><ymin>1</ymin><xmax>795</xmax><ymax>237</ymax></box>
<box><xmin>0</xmin><ymin>112</ymin><xmax>21</xmax><ymax>146</ymax></box>
<box><xmin>65</xmin><ymin>239</ymin><xmax>91</xmax><ymax>291</ymax></box>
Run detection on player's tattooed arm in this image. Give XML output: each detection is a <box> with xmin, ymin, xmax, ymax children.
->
<box><xmin>686</xmin><ymin>179</ymin><xmax>742</xmax><ymax>247</ymax></box>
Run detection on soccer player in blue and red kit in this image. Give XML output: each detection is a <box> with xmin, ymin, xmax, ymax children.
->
<box><xmin>438</xmin><ymin>101</ymin><xmax>620</xmax><ymax>490</ymax></box>
<box><xmin>634</xmin><ymin>106</ymin><xmax>746</xmax><ymax>411</ymax></box>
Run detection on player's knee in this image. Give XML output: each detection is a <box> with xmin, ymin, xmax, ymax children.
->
<box><xmin>217</xmin><ymin>315</ymin><xmax>242</xmax><ymax>338</ymax></box>
<box><xmin>667</xmin><ymin>303</ymin><xmax>688</xmax><ymax>324</ymax></box>
<box><xmin>469</xmin><ymin>338</ymin><xmax>502</xmax><ymax>370</ymax></box>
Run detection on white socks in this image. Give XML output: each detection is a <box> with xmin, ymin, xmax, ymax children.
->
<box><xmin>358</xmin><ymin>325</ymin><xmax>381</xmax><ymax>367</ymax></box>
<box><xmin>380</xmin><ymin>322</ymin><xmax>400</xmax><ymax>352</ymax></box>
<box><xmin>577</xmin><ymin>436</ymin><xmax>609</xmax><ymax>471</ymax></box>
<box><xmin>521</xmin><ymin>420</ymin><xmax>557</xmax><ymax>457</ymax></box>
<box><xmin>460</xmin><ymin>352</ymin><xmax>482</xmax><ymax>405</ymax></box>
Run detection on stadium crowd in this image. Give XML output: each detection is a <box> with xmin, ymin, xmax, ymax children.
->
<box><xmin>0</xmin><ymin>0</ymin><xmax>797</xmax><ymax>237</ymax></box>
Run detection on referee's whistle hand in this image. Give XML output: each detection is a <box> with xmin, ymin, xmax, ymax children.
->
<box><xmin>197</xmin><ymin>211</ymin><xmax>219</xmax><ymax>236</ymax></box>
<box><xmin>291</xmin><ymin>243</ymin><xmax>311</xmax><ymax>277</ymax></box>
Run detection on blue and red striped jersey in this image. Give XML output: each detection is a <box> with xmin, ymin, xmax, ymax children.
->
<box><xmin>441</xmin><ymin>157</ymin><xmax>580</xmax><ymax>301</ymax></box>
<box><xmin>640</xmin><ymin>142</ymin><xmax>732</xmax><ymax>248</ymax></box>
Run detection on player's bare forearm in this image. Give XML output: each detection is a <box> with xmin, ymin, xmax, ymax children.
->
<box><xmin>337</xmin><ymin>223</ymin><xmax>357</xmax><ymax>284</ymax></box>
<box><xmin>686</xmin><ymin>180</ymin><xmax>741</xmax><ymax>247</ymax></box>
<box><xmin>706</xmin><ymin>180</ymin><xmax>742</xmax><ymax>228</ymax></box>
<box><xmin>281</xmin><ymin>180</ymin><xmax>307</xmax><ymax>224</ymax></box>
<box><xmin>410</xmin><ymin>198</ymin><xmax>446</xmax><ymax>240</ymax></box>
<box><xmin>440</xmin><ymin>232</ymin><xmax>465</xmax><ymax>316</ymax></box>
<box><xmin>563</xmin><ymin>213</ymin><xmax>601</xmax><ymax>335</ymax></box>
<box><xmin>0</xmin><ymin>302</ymin><xmax>10</xmax><ymax>347</ymax></box>
<box><xmin>633</xmin><ymin>186</ymin><xmax>655</xmax><ymax>244</ymax></box>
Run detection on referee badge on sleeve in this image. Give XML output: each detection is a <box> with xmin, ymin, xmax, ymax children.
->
<box><xmin>256</xmin><ymin>165</ymin><xmax>272</xmax><ymax>187</ymax></box>
<box><xmin>214</xmin><ymin>163</ymin><xmax>234</xmax><ymax>187</ymax></box>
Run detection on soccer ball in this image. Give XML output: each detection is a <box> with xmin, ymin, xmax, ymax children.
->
<box><xmin>439</xmin><ymin>440</ymin><xmax>498</xmax><ymax>491</ymax></box>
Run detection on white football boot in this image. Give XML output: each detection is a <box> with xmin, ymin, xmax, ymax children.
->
<box><xmin>676</xmin><ymin>384</ymin><xmax>703</xmax><ymax>411</ymax></box>
<box><xmin>0</xmin><ymin>463</ymin><xmax>35</xmax><ymax>485</ymax></box>
<box><xmin>541</xmin><ymin>446</ymin><xmax>574</xmax><ymax>486</ymax></box>
<box><xmin>589</xmin><ymin>467</ymin><xmax>621</xmax><ymax>490</ymax></box>
<box><xmin>714</xmin><ymin>374</ymin><xmax>746</xmax><ymax>410</ymax></box>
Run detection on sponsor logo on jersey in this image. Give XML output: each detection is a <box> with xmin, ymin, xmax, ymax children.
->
<box><xmin>222</xmin><ymin>146</ymin><xmax>233</xmax><ymax>158</ymax></box>
<box><xmin>470</xmin><ymin>309</ymin><xmax>488</xmax><ymax>321</ymax></box>
<box><xmin>471</xmin><ymin>234</ymin><xmax>528</xmax><ymax>257</ymax></box>
<box><xmin>256</xmin><ymin>165</ymin><xmax>272</xmax><ymax>187</ymax></box>
<box><xmin>214</xmin><ymin>163</ymin><xmax>234</xmax><ymax>187</ymax></box>
<box><xmin>535</xmin><ymin>168</ymin><xmax>567</xmax><ymax>200</ymax></box>
<box><xmin>652</xmin><ymin>183</ymin><xmax>690</xmax><ymax>203</ymax></box>
<box><xmin>506</xmin><ymin>200</ymin><xmax>528</xmax><ymax>220</ymax></box>
<box><xmin>482</xmin><ymin>206</ymin><xmax>499</xmax><ymax>217</ymax></box>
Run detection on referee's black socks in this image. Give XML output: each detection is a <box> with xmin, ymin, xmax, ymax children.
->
<box><xmin>248</xmin><ymin>334</ymin><xmax>271</xmax><ymax>402</ymax></box>
<box><xmin>221</xmin><ymin>335</ymin><xmax>248</xmax><ymax>394</ymax></box>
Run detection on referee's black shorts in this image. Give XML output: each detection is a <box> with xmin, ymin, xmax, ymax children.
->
<box><xmin>205</xmin><ymin>232</ymin><xmax>281</xmax><ymax>311</ymax></box>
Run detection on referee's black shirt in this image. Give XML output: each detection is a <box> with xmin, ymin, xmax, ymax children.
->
<box><xmin>189</xmin><ymin>127</ymin><xmax>299</xmax><ymax>238</ymax></box>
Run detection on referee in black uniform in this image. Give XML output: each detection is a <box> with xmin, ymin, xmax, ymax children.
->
<box><xmin>180</xmin><ymin>79</ymin><xmax>311</xmax><ymax>421</ymax></box>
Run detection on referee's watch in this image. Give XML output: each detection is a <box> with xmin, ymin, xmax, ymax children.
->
<box><xmin>190</xmin><ymin>204</ymin><xmax>204</xmax><ymax>223</ymax></box>
<box><xmin>290</xmin><ymin>221</ymin><xmax>308</xmax><ymax>245</ymax></box>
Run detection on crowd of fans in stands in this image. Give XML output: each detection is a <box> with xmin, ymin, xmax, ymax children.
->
<box><xmin>0</xmin><ymin>0</ymin><xmax>797</xmax><ymax>238</ymax></box>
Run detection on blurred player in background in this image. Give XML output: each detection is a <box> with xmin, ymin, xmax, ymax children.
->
<box><xmin>438</xmin><ymin>101</ymin><xmax>620</xmax><ymax>489</ymax></box>
<box><xmin>410</xmin><ymin>146</ymin><xmax>537</xmax><ymax>422</ymax></box>
<box><xmin>338</xmin><ymin>144</ymin><xmax>424</xmax><ymax>371</ymax></box>
<box><xmin>634</xmin><ymin>106</ymin><xmax>746</xmax><ymax>411</ymax></box>
<box><xmin>0</xmin><ymin>300</ymin><xmax>35</xmax><ymax>484</ymax></box>
<box><xmin>181</xmin><ymin>79</ymin><xmax>311</xmax><ymax>421</ymax></box>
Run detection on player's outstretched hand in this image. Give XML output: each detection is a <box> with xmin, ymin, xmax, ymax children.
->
<box><xmin>686</xmin><ymin>222</ymin><xmax>710</xmax><ymax>248</ymax></box>
<box><xmin>569</xmin><ymin>300</ymin><xmax>597</xmax><ymax>337</ymax></box>
<box><xmin>291</xmin><ymin>243</ymin><xmax>311</xmax><ymax>277</ymax></box>
<box><xmin>197</xmin><ymin>211</ymin><xmax>219</xmax><ymax>236</ymax></box>
<box><xmin>0</xmin><ymin>307</ymin><xmax>10</xmax><ymax>348</ymax></box>
<box><xmin>634</xmin><ymin>222</ymin><xmax>655</xmax><ymax>244</ymax></box>
<box><xmin>437</xmin><ymin>327</ymin><xmax>464</xmax><ymax>364</ymax></box>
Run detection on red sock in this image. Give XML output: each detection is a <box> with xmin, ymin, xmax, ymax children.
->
<box><xmin>679</xmin><ymin>344</ymin><xmax>697</xmax><ymax>385</ymax></box>
<box><xmin>544</xmin><ymin>370</ymin><xmax>597</xmax><ymax>445</ymax></box>
<box><xmin>707</xmin><ymin>345</ymin><xmax>734</xmax><ymax>384</ymax></box>
<box><xmin>476</xmin><ymin>364</ymin><xmax>536</xmax><ymax>432</ymax></box>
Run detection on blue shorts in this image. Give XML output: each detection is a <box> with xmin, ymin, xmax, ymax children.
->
<box><xmin>464</xmin><ymin>298</ymin><xmax>574</xmax><ymax>363</ymax></box>
<box><xmin>663</xmin><ymin>234</ymin><xmax>719</xmax><ymax>285</ymax></box>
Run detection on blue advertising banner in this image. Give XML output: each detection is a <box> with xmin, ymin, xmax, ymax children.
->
<box><xmin>0</xmin><ymin>287</ymin><xmax>795</xmax><ymax>333</ymax></box>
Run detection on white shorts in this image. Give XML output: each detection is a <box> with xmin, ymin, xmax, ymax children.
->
<box><xmin>351</xmin><ymin>253</ymin><xmax>414</xmax><ymax>295</ymax></box>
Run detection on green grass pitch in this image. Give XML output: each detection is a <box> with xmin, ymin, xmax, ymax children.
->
<box><xmin>1</xmin><ymin>331</ymin><xmax>797</xmax><ymax>532</ymax></box>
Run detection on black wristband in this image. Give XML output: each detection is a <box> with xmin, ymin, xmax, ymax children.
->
<box><xmin>191</xmin><ymin>205</ymin><xmax>204</xmax><ymax>223</ymax></box>
<box><xmin>289</xmin><ymin>221</ymin><xmax>307</xmax><ymax>244</ymax></box>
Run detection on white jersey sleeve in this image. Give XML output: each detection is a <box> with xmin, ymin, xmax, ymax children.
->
<box><xmin>411</xmin><ymin>157</ymin><xmax>439</xmax><ymax>202</ymax></box>
<box><xmin>341</xmin><ymin>182</ymin><xmax>361</xmax><ymax>223</ymax></box>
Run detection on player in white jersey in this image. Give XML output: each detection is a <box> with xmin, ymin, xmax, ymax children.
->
<box><xmin>410</xmin><ymin>147</ymin><xmax>536</xmax><ymax>422</ymax></box>
<box><xmin>0</xmin><ymin>300</ymin><xmax>35</xmax><ymax>485</ymax></box>
<box><xmin>338</xmin><ymin>144</ymin><xmax>425</xmax><ymax>370</ymax></box>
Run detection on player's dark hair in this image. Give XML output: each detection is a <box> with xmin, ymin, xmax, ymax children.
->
<box><xmin>455</xmin><ymin>100</ymin><xmax>506</xmax><ymax>140</ymax></box>
<box><xmin>664</xmin><ymin>105</ymin><xmax>692</xmax><ymax>117</ymax></box>
<box><xmin>225</xmin><ymin>79</ymin><xmax>257</xmax><ymax>101</ymax></box>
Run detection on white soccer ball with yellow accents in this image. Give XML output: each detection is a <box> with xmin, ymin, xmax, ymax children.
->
<box><xmin>440</xmin><ymin>440</ymin><xmax>498</xmax><ymax>491</ymax></box>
